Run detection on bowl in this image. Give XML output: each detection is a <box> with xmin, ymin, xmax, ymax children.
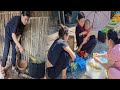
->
<box><xmin>16</xmin><ymin>60</ymin><xmax>28</xmax><ymax>72</ymax></box>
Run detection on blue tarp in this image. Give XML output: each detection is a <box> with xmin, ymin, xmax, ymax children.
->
<box><xmin>99</xmin><ymin>51</ymin><xmax>108</xmax><ymax>63</ymax></box>
<box><xmin>67</xmin><ymin>53</ymin><xmax>86</xmax><ymax>72</ymax></box>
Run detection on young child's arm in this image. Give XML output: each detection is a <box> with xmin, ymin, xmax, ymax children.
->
<box><xmin>78</xmin><ymin>30</ymin><xmax>93</xmax><ymax>51</ymax></box>
<box><xmin>79</xmin><ymin>31</ymin><xmax>87</xmax><ymax>36</ymax></box>
<box><xmin>81</xmin><ymin>31</ymin><xmax>92</xmax><ymax>44</ymax></box>
<box><xmin>86</xmin><ymin>30</ymin><xmax>92</xmax><ymax>37</ymax></box>
<box><xmin>78</xmin><ymin>35</ymin><xmax>90</xmax><ymax>51</ymax></box>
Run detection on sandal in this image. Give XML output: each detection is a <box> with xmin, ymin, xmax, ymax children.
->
<box><xmin>1</xmin><ymin>70</ymin><xmax>5</xmax><ymax>77</ymax></box>
<box><xmin>11</xmin><ymin>69</ymin><xmax>18</xmax><ymax>75</ymax></box>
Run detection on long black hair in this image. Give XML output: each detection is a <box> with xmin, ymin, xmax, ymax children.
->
<box><xmin>58</xmin><ymin>24</ymin><xmax>69</xmax><ymax>38</ymax></box>
<box><xmin>107</xmin><ymin>29</ymin><xmax>120</xmax><ymax>44</ymax></box>
<box><xmin>77</xmin><ymin>12</ymin><xmax>85</xmax><ymax>20</ymax></box>
<box><xmin>21</xmin><ymin>11</ymin><xmax>30</xmax><ymax>17</ymax></box>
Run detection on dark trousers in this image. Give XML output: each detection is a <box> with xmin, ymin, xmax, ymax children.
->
<box><xmin>1</xmin><ymin>37</ymin><xmax>16</xmax><ymax>67</ymax></box>
<box><xmin>47</xmin><ymin>51</ymin><xmax>70</xmax><ymax>79</ymax></box>
<box><xmin>78</xmin><ymin>35</ymin><xmax>97</xmax><ymax>54</ymax></box>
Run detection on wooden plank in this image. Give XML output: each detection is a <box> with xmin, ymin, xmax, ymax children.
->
<box><xmin>67</xmin><ymin>35</ymin><xmax>74</xmax><ymax>51</ymax></box>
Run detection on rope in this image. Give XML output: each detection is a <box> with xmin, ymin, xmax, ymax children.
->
<box><xmin>91</xmin><ymin>12</ymin><xmax>96</xmax><ymax>29</ymax></box>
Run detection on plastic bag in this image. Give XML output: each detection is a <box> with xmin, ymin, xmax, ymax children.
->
<box><xmin>0</xmin><ymin>73</ymin><xmax>4</xmax><ymax>79</ymax></box>
<box><xmin>86</xmin><ymin>58</ymin><xmax>108</xmax><ymax>79</ymax></box>
<box><xmin>67</xmin><ymin>53</ymin><xmax>86</xmax><ymax>72</ymax></box>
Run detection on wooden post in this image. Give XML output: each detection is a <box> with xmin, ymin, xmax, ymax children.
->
<box><xmin>62</xmin><ymin>11</ymin><xmax>65</xmax><ymax>25</ymax></box>
<box><xmin>58</xmin><ymin>11</ymin><xmax>61</xmax><ymax>24</ymax></box>
<box><xmin>67</xmin><ymin>35</ymin><xmax>74</xmax><ymax>51</ymax></box>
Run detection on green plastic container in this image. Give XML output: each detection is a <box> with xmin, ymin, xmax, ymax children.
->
<box><xmin>101</xmin><ymin>27</ymin><xmax>111</xmax><ymax>34</ymax></box>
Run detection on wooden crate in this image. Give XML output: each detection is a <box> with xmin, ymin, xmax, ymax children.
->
<box><xmin>67</xmin><ymin>35</ymin><xmax>74</xmax><ymax>51</ymax></box>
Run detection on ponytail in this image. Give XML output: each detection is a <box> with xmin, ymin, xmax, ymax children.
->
<box><xmin>58</xmin><ymin>24</ymin><xmax>69</xmax><ymax>38</ymax></box>
<box><xmin>116</xmin><ymin>38</ymin><xmax>120</xmax><ymax>44</ymax></box>
<box><xmin>21</xmin><ymin>11</ymin><xmax>30</xmax><ymax>17</ymax></box>
<box><xmin>107</xmin><ymin>29</ymin><xmax>120</xmax><ymax>44</ymax></box>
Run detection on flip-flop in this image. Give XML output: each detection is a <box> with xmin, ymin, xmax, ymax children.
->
<box><xmin>11</xmin><ymin>69</ymin><xmax>18</xmax><ymax>75</ymax></box>
<box><xmin>1</xmin><ymin>70</ymin><xmax>5</xmax><ymax>77</ymax></box>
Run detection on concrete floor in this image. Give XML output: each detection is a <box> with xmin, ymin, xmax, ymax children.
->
<box><xmin>47</xmin><ymin>25</ymin><xmax>108</xmax><ymax>79</ymax></box>
<box><xmin>66</xmin><ymin>41</ymin><xmax>108</xmax><ymax>79</ymax></box>
<box><xmin>0</xmin><ymin>25</ymin><xmax>109</xmax><ymax>79</ymax></box>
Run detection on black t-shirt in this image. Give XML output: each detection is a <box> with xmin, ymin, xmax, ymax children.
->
<box><xmin>75</xmin><ymin>24</ymin><xmax>84</xmax><ymax>47</ymax></box>
<box><xmin>48</xmin><ymin>38</ymin><xmax>68</xmax><ymax>66</ymax></box>
<box><xmin>5</xmin><ymin>16</ymin><xmax>25</xmax><ymax>40</ymax></box>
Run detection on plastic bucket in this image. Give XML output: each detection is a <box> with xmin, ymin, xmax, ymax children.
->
<box><xmin>28</xmin><ymin>60</ymin><xmax>45</xmax><ymax>79</ymax></box>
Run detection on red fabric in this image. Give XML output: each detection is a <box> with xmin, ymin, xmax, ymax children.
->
<box><xmin>79</xmin><ymin>51</ymin><xmax>85</xmax><ymax>57</ymax></box>
<box><xmin>77</xmin><ymin>24</ymin><xmax>90</xmax><ymax>38</ymax></box>
<box><xmin>77</xmin><ymin>24</ymin><xmax>85</xmax><ymax>32</ymax></box>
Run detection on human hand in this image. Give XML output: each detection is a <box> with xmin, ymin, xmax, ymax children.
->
<box><xmin>93</xmin><ymin>53</ymin><xmax>101</xmax><ymax>58</ymax></box>
<box><xmin>82</xmin><ymin>31</ymin><xmax>87</xmax><ymax>35</ymax></box>
<box><xmin>19</xmin><ymin>46</ymin><xmax>24</xmax><ymax>54</ymax></box>
<box><xmin>15</xmin><ymin>45</ymin><xmax>19</xmax><ymax>51</ymax></box>
<box><xmin>76</xmin><ymin>48</ymin><xmax>80</xmax><ymax>53</ymax></box>
<box><xmin>94</xmin><ymin>56</ymin><xmax>100</xmax><ymax>63</ymax></box>
<box><xmin>79</xmin><ymin>31</ymin><xmax>87</xmax><ymax>36</ymax></box>
<box><xmin>79</xmin><ymin>33</ymin><xmax>82</xmax><ymax>37</ymax></box>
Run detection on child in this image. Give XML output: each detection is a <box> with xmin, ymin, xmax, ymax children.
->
<box><xmin>83</xmin><ymin>19</ymin><xmax>96</xmax><ymax>42</ymax></box>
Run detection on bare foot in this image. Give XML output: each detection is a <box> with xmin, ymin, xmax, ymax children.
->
<box><xmin>61</xmin><ymin>68</ymin><xmax>67</xmax><ymax>79</ymax></box>
<box><xmin>12</xmin><ymin>66</ymin><xmax>15</xmax><ymax>70</ymax></box>
<box><xmin>83</xmin><ymin>52</ymin><xmax>89</xmax><ymax>60</ymax></box>
<box><xmin>1</xmin><ymin>67</ymin><xmax>5</xmax><ymax>77</ymax></box>
<box><xmin>84</xmin><ymin>52</ymin><xmax>88</xmax><ymax>58</ymax></box>
<box><xmin>11</xmin><ymin>66</ymin><xmax>18</xmax><ymax>76</ymax></box>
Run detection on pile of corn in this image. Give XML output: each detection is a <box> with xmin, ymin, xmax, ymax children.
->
<box><xmin>23</xmin><ymin>50</ymin><xmax>41</xmax><ymax>64</ymax></box>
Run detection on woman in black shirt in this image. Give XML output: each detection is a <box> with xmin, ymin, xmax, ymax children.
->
<box><xmin>47</xmin><ymin>24</ymin><xmax>76</xmax><ymax>79</ymax></box>
<box><xmin>75</xmin><ymin>12</ymin><xmax>97</xmax><ymax>59</ymax></box>
<box><xmin>1</xmin><ymin>11</ymin><xmax>30</xmax><ymax>76</ymax></box>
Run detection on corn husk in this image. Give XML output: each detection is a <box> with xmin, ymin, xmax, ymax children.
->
<box><xmin>70</xmin><ymin>62</ymin><xmax>77</xmax><ymax>70</ymax></box>
<box><xmin>23</xmin><ymin>50</ymin><xmax>41</xmax><ymax>64</ymax></box>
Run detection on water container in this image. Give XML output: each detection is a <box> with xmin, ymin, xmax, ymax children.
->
<box><xmin>99</xmin><ymin>51</ymin><xmax>108</xmax><ymax>63</ymax></box>
<box><xmin>28</xmin><ymin>60</ymin><xmax>45</xmax><ymax>79</ymax></box>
